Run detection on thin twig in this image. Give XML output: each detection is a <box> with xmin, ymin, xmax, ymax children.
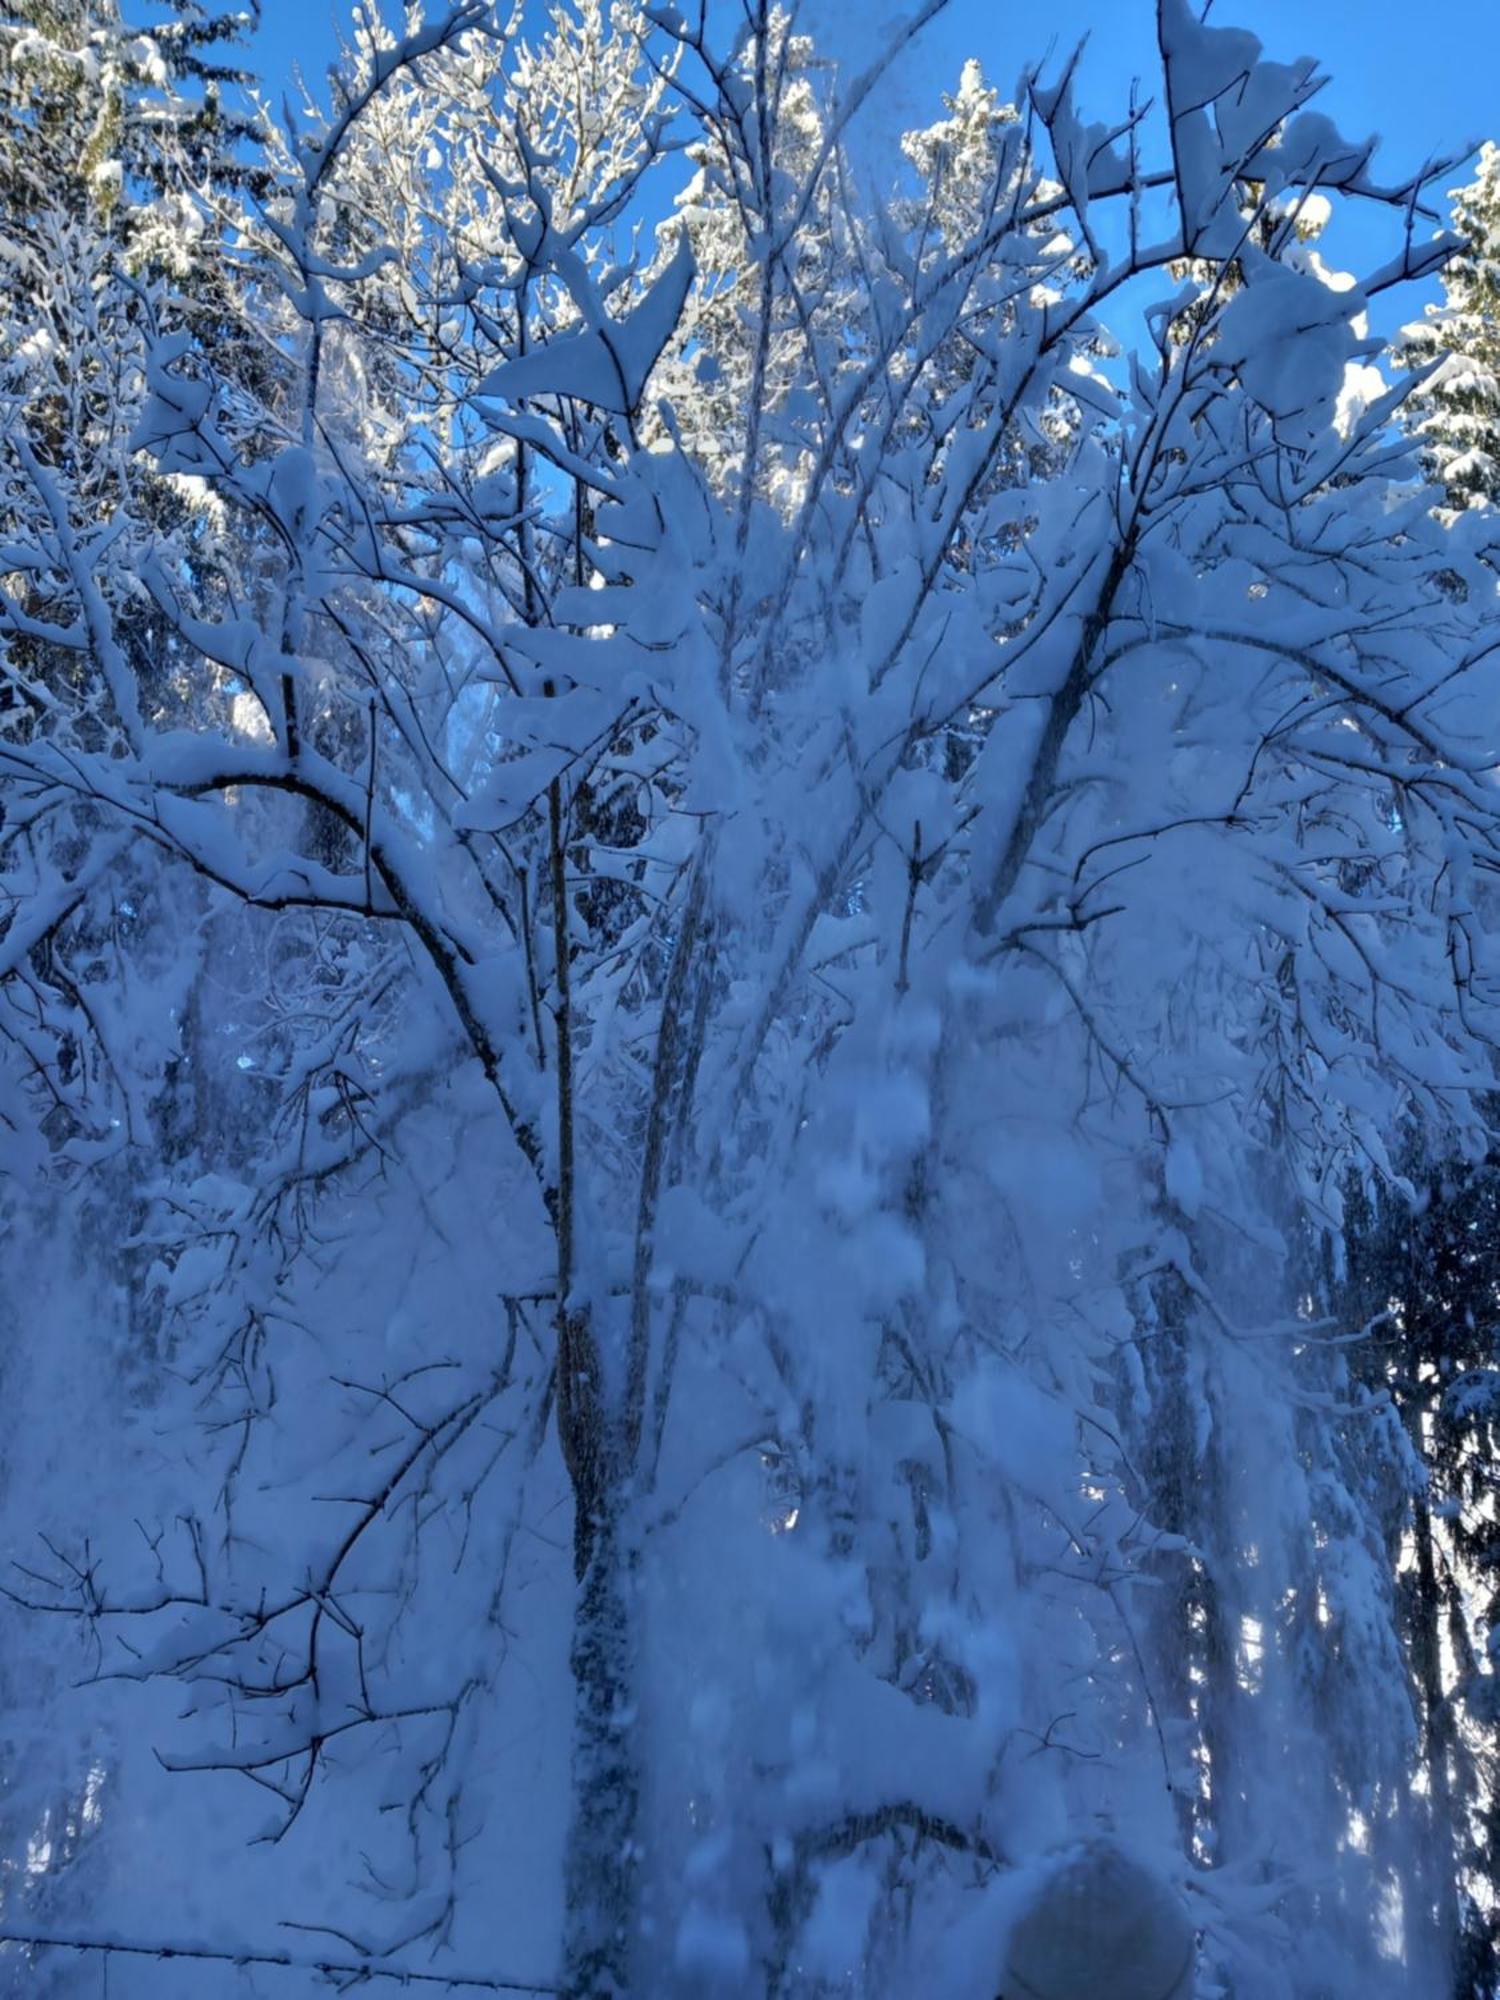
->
<box><xmin>0</xmin><ymin>1928</ymin><xmax>568</xmax><ymax>1994</ymax></box>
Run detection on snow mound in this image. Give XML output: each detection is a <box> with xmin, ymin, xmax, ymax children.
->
<box><xmin>1003</xmin><ymin>1839</ymin><xmax>1195</xmax><ymax>2000</ymax></box>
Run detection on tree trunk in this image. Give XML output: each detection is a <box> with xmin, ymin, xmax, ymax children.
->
<box><xmin>1411</xmin><ymin>1484</ymin><xmax>1459</xmax><ymax>1986</ymax></box>
<box><xmin>563</xmin><ymin>1496</ymin><xmax>642</xmax><ymax>1998</ymax></box>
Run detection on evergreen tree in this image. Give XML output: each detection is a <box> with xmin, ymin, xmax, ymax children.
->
<box><xmin>1398</xmin><ymin>142</ymin><xmax>1500</xmax><ymax>517</ymax></box>
<box><xmin>1338</xmin><ymin>1149</ymin><xmax>1500</xmax><ymax>1998</ymax></box>
<box><xmin>0</xmin><ymin>0</ymin><xmax>272</xmax><ymax>725</ymax></box>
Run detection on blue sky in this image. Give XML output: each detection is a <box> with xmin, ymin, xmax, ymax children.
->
<box><xmin>252</xmin><ymin>0</ymin><xmax>1498</xmax><ymax>171</ymax></box>
<box><xmin>248</xmin><ymin>0</ymin><xmax>1497</xmax><ymax>334</ymax></box>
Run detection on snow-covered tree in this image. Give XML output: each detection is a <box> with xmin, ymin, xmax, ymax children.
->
<box><xmin>0</xmin><ymin>9</ymin><xmax>278</xmax><ymax>1965</ymax></box>
<box><xmin>1398</xmin><ymin>141</ymin><xmax>1500</xmax><ymax>517</ymax></box>
<box><xmin>2</xmin><ymin>6</ymin><xmax>1497</xmax><ymax>1999</ymax></box>
<box><xmin>1333</xmin><ymin>1148</ymin><xmax>1500</xmax><ymax>1997</ymax></box>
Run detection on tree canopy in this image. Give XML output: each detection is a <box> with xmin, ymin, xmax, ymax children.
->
<box><xmin>1</xmin><ymin>4</ymin><xmax>1499</xmax><ymax>1996</ymax></box>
